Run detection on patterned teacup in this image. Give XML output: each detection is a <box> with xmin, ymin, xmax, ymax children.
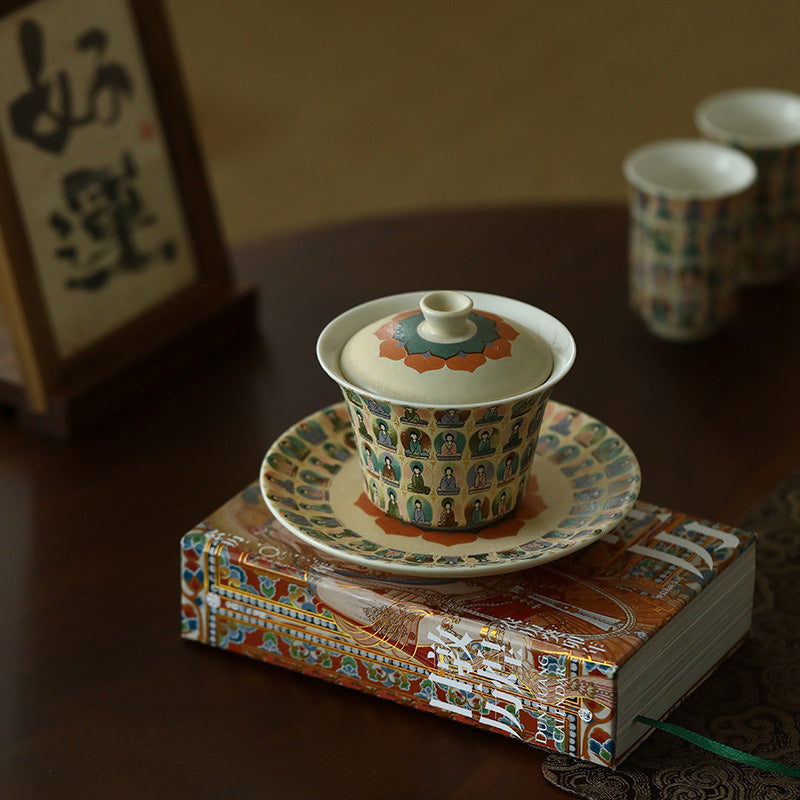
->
<box><xmin>317</xmin><ymin>291</ymin><xmax>575</xmax><ymax>532</ymax></box>
<box><xmin>695</xmin><ymin>88</ymin><xmax>800</xmax><ymax>285</ymax></box>
<box><xmin>623</xmin><ymin>139</ymin><xmax>757</xmax><ymax>341</ymax></box>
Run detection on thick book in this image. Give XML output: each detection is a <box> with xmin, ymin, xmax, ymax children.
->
<box><xmin>180</xmin><ymin>485</ymin><xmax>755</xmax><ymax>767</ymax></box>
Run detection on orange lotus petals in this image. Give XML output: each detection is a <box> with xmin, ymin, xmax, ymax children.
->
<box><xmin>378</xmin><ymin>339</ymin><xmax>406</xmax><ymax>361</ymax></box>
<box><xmin>404</xmin><ymin>353</ymin><xmax>446</xmax><ymax>373</ymax></box>
<box><xmin>445</xmin><ymin>353</ymin><xmax>487</xmax><ymax>371</ymax></box>
<box><xmin>354</xmin><ymin>473</ymin><xmax>547</xmax><ymax>548</ymax></box>
<box><xmin>373</xmin><ymin>308</ymin><xmax>517</xmax><ymax>374</ymax></box>
<box><xmin>482</xmin><ymin>339</ymin><xmax>513</xmax><ymax>361</ymax></box>
<box><xmin>494</xmin><ymin>318</ymin><xmax>520</xmax><ymax>342</ymax></box>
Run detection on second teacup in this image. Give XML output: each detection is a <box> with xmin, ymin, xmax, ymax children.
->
<box><xmin>623</xmin><ymin>139</ymin><xmax>757</xmax><ymax>341</ymax></box>
<box><xmin>695</xmin><ymin>88</ymin><xmax>800</xmax><ymax>285</ymax></box>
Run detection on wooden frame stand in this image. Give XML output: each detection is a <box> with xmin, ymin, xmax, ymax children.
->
<box><xmin>0</xmin><ymin>284</ymin><xmax>257</xmax><ymax>438</ymax></box>
<box><xmin>0</xmin><ymin>0</ymin><xmax>254</xmax><ymax>437</ymax></box>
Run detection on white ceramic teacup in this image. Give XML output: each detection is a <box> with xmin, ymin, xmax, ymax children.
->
<box><xmin>623</xmin><ymin>139</ymin><xmax>757</xmax><ymax>341</ymax></box>
<box><xmin>695</xmin><ymin>88</ymin><xmax>800</xmax><ymax>285</ymax></box>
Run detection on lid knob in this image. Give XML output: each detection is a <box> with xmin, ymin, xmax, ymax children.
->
<box><xmin>418</xmin><ymin>290</ymin><xmax>476</xmax><ymax>343</ymax></box>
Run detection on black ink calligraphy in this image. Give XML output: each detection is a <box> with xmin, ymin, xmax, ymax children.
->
<box><xmin>49</xmin><ymin>151</ymin><xmax>177</xmax><ymax>290</ymax></box>
<box><xmin>9</xmin><ymin>19</ymin><xmax>133</xmax><ymax>154</ymax></box>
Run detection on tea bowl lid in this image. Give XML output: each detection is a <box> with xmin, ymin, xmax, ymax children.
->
<box><xmin>319</xmin><ymin>290</ymin><xmax>575</xmax><ymax>406</ymax></box>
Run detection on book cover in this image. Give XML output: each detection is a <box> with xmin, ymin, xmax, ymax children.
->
<box><xmin>180</xmin><ymin>485</ymin><xmax>755</xmax><ymax>767</ymax></box>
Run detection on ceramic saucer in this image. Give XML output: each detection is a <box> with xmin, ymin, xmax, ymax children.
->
<box><xmin>260</xmin><ymin>401</ymin><xmax>641</xmax><ymax>577</ymax></box>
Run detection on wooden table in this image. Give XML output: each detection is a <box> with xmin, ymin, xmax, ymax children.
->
<box><xmin>2</xmin><ymin>205</ymin><xmax>798</xmax><ymax>799</ymax></box>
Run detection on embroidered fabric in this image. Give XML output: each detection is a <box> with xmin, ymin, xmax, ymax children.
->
<box><xmin>542</xmin><ymin>468</ymin><xmax>800</xmax><ymax>797</ymax></box>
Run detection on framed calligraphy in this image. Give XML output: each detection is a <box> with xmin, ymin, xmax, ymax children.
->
<box><xmin>0</xmin><ymin>0</ymin><xmax>246</xmax><ymax>431</ymax></box>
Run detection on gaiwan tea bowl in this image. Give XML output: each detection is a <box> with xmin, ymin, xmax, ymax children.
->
<box><xmin>317</xmin><ymin>290</ymin><xmax>576</xmax><ymax>532</ymax></box>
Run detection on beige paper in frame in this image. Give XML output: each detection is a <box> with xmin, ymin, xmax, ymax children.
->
<box><xmin>0</xmin><ymin>0</ymin><xmax>198</xmax><ymax>361</ymax></box>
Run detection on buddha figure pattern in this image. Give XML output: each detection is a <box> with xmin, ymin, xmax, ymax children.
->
<box><xmin>341</xmin><ymin>389</ymin><xmax>553</xmax><ymax>530</ymax></box>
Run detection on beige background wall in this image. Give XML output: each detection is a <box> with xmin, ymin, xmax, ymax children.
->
<box><xmin>166</xmin><ymin>1</ymin><xmax>800</xmax><ymax>245</ymax></box>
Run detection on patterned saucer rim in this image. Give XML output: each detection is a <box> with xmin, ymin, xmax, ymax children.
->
<box><xmin>259</xmin><ymin>401</ymin><xmax>641</xmax><ymax>577</ymax></box>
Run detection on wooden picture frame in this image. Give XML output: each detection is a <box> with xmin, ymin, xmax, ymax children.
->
<box><xmin>0</xmin><ymin>0</ymin><xmax>253</xmax><ymax>433</ymax></box>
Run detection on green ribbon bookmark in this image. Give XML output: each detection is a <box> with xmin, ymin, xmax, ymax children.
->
<box><xmin>635</xmin><ymin>715</ymin><xmax>800</xmax><ymax>778</ymax></box>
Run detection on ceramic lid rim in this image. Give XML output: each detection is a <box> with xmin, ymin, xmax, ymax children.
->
<box><xmin>695</xmin><ymin>87</ymin><xmax>800</xmax><ymax>149</ymax></box>
<box><xmin>317</xmin><ymin>290</ymin><xmax>576</xmax><ymax>409</ymax></box>
<box><xmin>622</xmin><ymin>138</ymin><xmax>757</xmax><ymax>201</ymax></box>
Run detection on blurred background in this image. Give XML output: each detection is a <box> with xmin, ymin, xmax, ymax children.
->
<box><xmin>166</xmin><ymin>0</ymin><xmax>800</xmax><ymax>246</ymax></box>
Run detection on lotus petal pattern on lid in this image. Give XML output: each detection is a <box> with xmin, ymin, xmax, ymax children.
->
<box><xmin>338</xmin><ymin>290</ymin><xmax>557</xmax><ymax>405</ymax></box>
